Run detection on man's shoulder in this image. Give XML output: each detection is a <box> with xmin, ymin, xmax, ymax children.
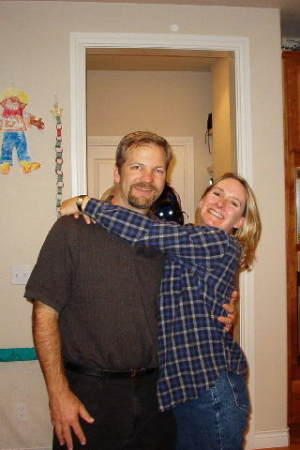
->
<box><xmin>55</xmin><ymin>215</ymin><xmax>133</xmax><ymax>248</ymax></box>
<box><xmin>44</xmin><ymin>216</ymin><xmax>101</xmax><ymax>245</ymax></box>
<box><xmin>56</xmin><ymin>215</ymin><xmax>87</xmax><ymax>227</ymax></box>
<box><xmin>54</xmin><ymin>215</ymin><xmax>115</xmax><ymax>240</ymax></box>
<box><xmin>55</xmin><ymin>216</ymin><xmax>102</xmax><ymax>233</ymax></box>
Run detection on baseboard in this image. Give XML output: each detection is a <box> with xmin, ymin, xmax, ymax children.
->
<box><xmin>253</xmin><ymin>428</ymin><xmax>290</xmax><ymax>449</ymax></box>
<box><xmin>0</xmin><ymin>430</ymin><xmax>289</xmax><ymax>450</ymax></box>
<box><xmin>2</xmin><ymin>448</ymin><xmax>51</xmax><ymax>450</ymax></box>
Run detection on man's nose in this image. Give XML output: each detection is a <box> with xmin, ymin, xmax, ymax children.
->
<box><xmin>140</xmin><ymin>170</ymin><xmax>154</xmax><ymax>183</ymax></box>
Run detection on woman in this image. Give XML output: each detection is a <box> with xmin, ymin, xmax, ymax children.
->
<box><xmin>61</xmin><ymin>173</ymin><xmax>261</xmax><ymax>450</ymax></box>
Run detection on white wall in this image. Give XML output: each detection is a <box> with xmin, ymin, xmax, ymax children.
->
<box><xmin>0</xmin><ymin>2</ymin><xmax>285</xmax><ymax>448</ymax></box>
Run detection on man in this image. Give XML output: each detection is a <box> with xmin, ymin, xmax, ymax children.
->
<box><xmin>25</xmin><ymin>131</ymin><xmax>236</xmax><ymax>450</ymax></box>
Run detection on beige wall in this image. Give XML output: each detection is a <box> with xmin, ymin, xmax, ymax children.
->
<box><xmin>87</xmin><ymin>69</ymin><xmax>212</xmax><ymax>207</ymax></box>
<box><xmin>0</xmin><ymin>2</ymin><xmax>285</xmax><ymax>448</ymax></box>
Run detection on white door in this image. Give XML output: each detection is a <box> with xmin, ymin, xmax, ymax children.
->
<box><xmin>87</xmin><ymin>136</ymin><xmax>195</xmax><ymax>222</ymax></box>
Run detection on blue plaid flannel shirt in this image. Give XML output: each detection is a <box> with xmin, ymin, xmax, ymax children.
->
<box><xmin>85</xmin><ymin>199</ymin><xmax>248</xmax><ymax>411</ymax></box>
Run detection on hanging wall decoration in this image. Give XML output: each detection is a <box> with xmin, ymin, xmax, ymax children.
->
<box><xmin>0</xmin><ymin>88</ymin><xmax>44</xmax><ymax>174</ymax></box>
<box><xmin>51</xmin><ymin>101</ymin><xmax>64</xmax><ymax>217</ymax></box>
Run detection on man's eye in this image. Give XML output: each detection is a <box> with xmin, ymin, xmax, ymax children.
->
<box><xmin>155</xmin><ymin>168</ymin><xmax>165</xmax><ymax>175</ymax></box>
<box><xmin>131</xmin><ymin>165</ymin><xmax>142</xmax><ymax>170</ymax></box>
<box><xmin>212</xmin><ymin>191</ymin><xmax>220</xmax><ymax>196</ymax></box>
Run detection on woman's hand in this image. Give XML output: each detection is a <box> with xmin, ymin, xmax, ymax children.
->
<box><xmin>60</xmin><ymin>196</ymin><xmax>94</xmax><ymax>224</ymax></box>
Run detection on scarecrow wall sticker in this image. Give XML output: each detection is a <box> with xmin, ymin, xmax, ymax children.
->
<box><xmin>0</xmin><ymin>88</ymin><xmax>44</xmax><ymax>174</ymax></box>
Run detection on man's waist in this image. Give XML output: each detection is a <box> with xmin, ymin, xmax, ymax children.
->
<box><xmin>65</xmin><ymin>361</ymin><xmax>159</xmax><ymax>379</ymax></box>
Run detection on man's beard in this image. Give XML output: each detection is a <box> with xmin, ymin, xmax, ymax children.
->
<box><xmin>128</xmin><ymin>182</ymin><xmax>160</xmax><ymax>210</ymax></box>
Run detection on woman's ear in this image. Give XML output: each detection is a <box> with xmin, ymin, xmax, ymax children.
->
<box><xmin>233</xmin><ymin>216</ymin><xmax>245</xmax><ymax>230</ymax></box>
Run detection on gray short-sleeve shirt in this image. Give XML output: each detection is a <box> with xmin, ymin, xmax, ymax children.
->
<box><xmin>25</xmin><ymin>216</ymin><xmax>164</xmax><ymax>370</ymax></box>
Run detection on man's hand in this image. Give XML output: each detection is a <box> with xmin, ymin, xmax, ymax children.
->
<box><xmin>50</xmin><ymin>388</ymin><xmax>94</xmax><ymax>450</ymax></box>
<box><xmin>32</xmin><ymin>301</ymin><xmax>94</xmax><ymax>449</ymax></box>
<box><xmin>61</xmin><ymin>196</ymin><xmax>94</xmax><ymax>224</ymax></box>
<box><xmin>218</xmin><ymin>289</ymin><xmax>239</xmax><ymax>332</ymax></box>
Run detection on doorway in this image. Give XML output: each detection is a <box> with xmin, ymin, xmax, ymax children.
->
<box><xmin>70</xmin><ymin>31</ymin><xmax>254</xmax><ymax>449</ymax></box>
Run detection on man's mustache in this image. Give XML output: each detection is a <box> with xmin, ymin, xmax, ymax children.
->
<box><xmin>132</xmin><ymin>182</ymin><xmax>158</xmax><ymax>193</ymax></box>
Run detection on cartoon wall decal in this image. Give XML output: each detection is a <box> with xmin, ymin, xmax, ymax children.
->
<box><xmin>0</xmin><ymin>88</ymin><xmax>44</xmax><ymax>174</ymax></box>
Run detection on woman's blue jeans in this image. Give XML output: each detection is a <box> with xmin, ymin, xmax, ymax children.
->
<box><xmin>173</xmin><ymin>372</ymin><xmax>250</xmax><ymax>450</ymax></box>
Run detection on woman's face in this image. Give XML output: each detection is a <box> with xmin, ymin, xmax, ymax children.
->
<box><xmin>197</xmin><ymin>178</ymin><xmax>247</xmax><ymax>233</ymax></box>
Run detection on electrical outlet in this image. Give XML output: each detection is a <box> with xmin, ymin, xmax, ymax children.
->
<box><xmin>16</xmin><ymin>402</ymin><xmax>28</xmax><ymax>421</ymax></box>
<box><xmin>11</xmin><ymin>265</ymin><xmax>32</xmax><ymax>285</ymax></box>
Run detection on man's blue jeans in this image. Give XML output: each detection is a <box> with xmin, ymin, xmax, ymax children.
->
<box><xmin>173</xmin><ymin>372</ymin><xmax>250</xmax><ymax>450</ymax></box>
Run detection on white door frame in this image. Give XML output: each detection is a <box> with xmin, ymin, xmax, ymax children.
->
<box><xmin>70</xmin><ymin>32</ymin><xmax>255</xmax><ymax>448</ymax></box>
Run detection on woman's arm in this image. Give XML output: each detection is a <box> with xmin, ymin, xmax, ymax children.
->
<box><xmin>83</xmin><ymin>198</ymin><xmax>229</xmax><ymax>267</ymax></box>
<box><xmin>60</xmin><ymin>196</ymin><xmax>240</xmax><ymax>327</ymax></box>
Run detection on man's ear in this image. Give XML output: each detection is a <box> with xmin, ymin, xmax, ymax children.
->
<box><xmin>113</xmin><ymin>166</ymin><xmax>120</xmax><ymax>184</ymax></box>
<box><xmin>233</xmin><ymin>216</ymin><xmax>245</xmax><ymax>230</ymax></box>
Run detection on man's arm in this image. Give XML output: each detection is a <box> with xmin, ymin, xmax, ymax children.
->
<box><xmin>32</xmin><ymin>300</ymin><xmax>94</xmax><ymax>450</ymax></box>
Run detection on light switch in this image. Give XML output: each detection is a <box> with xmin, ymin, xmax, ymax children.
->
<box><xmin>11</xmin><ymin>265</ymin><xmax>32</xmax><ymax>285</ymax></box>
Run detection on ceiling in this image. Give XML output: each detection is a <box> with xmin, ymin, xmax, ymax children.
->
<box><xmin>24</xmin><ymin>0</ymin><xmax>300</xmax><ymax>37</ymax></box>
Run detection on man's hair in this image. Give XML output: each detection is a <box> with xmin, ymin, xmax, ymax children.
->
<box><xmin>115</xmin><ymin>131</ymin><xmax>173</xmax><ymax>170</ymax></box>
<box><xmin>197</xmin><ymin>172</ymin><xmax>262</xmax><ymax>272</ymax></box>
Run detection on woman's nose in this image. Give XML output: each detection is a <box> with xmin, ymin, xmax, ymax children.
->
<box><xmin>216</xmin><ymin>197</ymin><xmax>226</xmax><ymax>208</ymax></box>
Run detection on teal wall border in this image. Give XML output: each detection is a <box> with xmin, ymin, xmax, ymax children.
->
<box><xmin>0</xmin><ymin>348</ymin><xmax>37</xmax><ymax>362</ymax></box>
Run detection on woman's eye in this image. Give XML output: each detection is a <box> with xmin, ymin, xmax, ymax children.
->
<box><xmin>212</xmin><ymin>191</ymin><xmax>220</xmax><ymax>196</ymax></box>
<box><xmin>156</xmin><ymin>168</ymin><xmax>165</xmax><ymax>175</ymax></box>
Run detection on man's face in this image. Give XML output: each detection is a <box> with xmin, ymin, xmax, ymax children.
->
<box><xmin>113</xmin><ymin>143</ymin><xmax>167</xmax><ymax>214</ymax></box>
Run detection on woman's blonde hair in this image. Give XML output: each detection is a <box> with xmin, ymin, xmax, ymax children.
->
<box><xmin>198</xmin><ymin>173</ymin><xmax>262</xmax><ymax>272</ymax></box>
<box><xmin>100</xmin><ymin>185</ymin><xmax>117</xmax><ymax>201</ymax></box>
